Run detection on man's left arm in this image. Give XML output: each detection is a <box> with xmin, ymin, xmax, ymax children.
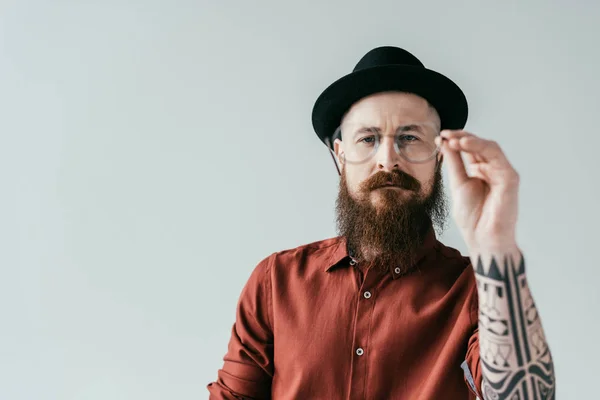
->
<box><xmin>436</xmin><ymin>131</ymin><xmax>556</xmax><ymax>399</ymax></box>
<box><xmin>471</xmin><ymin>246</ymin><xmax>556</xmax><ymax>398</ymax></box>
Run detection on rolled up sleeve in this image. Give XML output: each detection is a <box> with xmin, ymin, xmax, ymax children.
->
<box><xmin>463</xmin><ymin>328</ymin><xmax>483</xmax><ymax>399</ymax></box>
<box><xmin>207</xmin><ymin>255</ymin><xmax>274</xmax><ymax>399</ymax></box>
<box><xmin>462</xmin><ymin>275</ymin><xmax>483</xmax><ymax>399</ymax></box>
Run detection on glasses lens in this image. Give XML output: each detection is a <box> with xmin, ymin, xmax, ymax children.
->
<box><xmin>332</xmin><ymin>126</ymin><xmax>377</xmax><ymax>164</ymax></box>
<box><xmin>395</xmin><ymin>122</ymin><xmax>439</xmax><ymax>162</ymax></box>
<box><xmin>333</xmin><ymin>122</ymin><xmax>440</xmax><ymax>164</ymax></box>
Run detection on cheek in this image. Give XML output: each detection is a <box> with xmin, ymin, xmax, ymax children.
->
<box><xmin>343</xmin><ymin>167</ymin><xmax>368</xmax><ymax>194</ymax></box>
<box><xmin>413</xmin><ymin>166</ymin><xmax>437</xmax><ymax>194</ymax></box>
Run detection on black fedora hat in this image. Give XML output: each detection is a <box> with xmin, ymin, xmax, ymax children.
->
<box><xmin>311</xmin><ymin>46</ymin><xmax>468</xmax><ymax>146</ymax></box>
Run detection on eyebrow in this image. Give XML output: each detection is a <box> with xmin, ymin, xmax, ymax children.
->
<box><xmin>352</xmin><ymin>124</ymin><xmax>423</xmax><ymax>137</ymax></box>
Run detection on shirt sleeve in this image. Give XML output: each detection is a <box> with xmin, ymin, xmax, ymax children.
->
<box><xmin>462</xmin><ymin>268</ymin><xmax>483</xmax><ymax>399</ymax></box>
<box><xmin>462</xmin><ymin>328</ymin><xmax>483</xmax><ymax>399</ymax></box>
<box><xmin>207</xmin><ymin>255</ymin><xmax>275</xmax><ymax>399</ymax></box>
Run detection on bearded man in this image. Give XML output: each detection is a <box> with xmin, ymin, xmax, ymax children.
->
<box><xmin>208</xmin><ymin>46</ymin><xmax>556</xmax><ymax>400</ymax></box>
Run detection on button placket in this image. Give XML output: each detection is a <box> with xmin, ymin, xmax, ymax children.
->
<box><xmin>349</xmin><ymin>263</ymin><xmax>381</xmax><ymax>395</ymax></box>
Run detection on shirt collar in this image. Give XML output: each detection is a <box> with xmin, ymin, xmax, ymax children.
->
<box><xmin>324</xmin><ymin>236</ymin><xmax>351</xmax><ymax>272</ymax></box>
<box><xmin>324</xmin><ymin>222</ymin><xmax>438</xmax><ymax>279</ymax></box>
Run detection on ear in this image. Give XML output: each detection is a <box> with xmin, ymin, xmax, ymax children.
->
<box><xmin>334</xmin><ymin>138</ymin><xmax>344</xmax><ymax>165</ymax></box>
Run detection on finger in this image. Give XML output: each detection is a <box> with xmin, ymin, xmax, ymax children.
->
<box><xmin>469</xmin><ymin>161</ymin><xmax>520</xmax><ymax>186</ymax></box>
<box><xmin>441</xmin><ymin>130</ymin><xmax>482</xmax><ymax>161</ymax></box>
<box><xmin>440</xmin><ymin>129</ymin><xmax>475</xmax><ymax>138</ymax></box>
<box><xmin>451</xmin><ymin>135</ymin><xmax>508</xmax><ymax>166</ymax></box>
<box><xmin>439</xmin><ymin>130</ymin><xmax>479</xmax><ymax>163</ymax></box>
<box><xmin>446</xmin><ymin>138</ymin><xmax>479</xmax><ymax>164</ymax></box>
<box><xmin>440</xmin><ymin>139</ymin><xmax>469</xmax><ymax>190</ymax></box>
<box><xmin>467</xmin><ymin>162</ymin><xmax>490</xmax><ymax>181</ymax></box>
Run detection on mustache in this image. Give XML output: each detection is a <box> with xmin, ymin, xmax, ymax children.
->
<box><xmin>361</xmin><ymin>170</ymin><xmax>421</xmax><ymax>193</ymax></box>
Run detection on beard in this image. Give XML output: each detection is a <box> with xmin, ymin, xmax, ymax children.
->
<box><xmin>335</xmin><ymin>161</ymin><xmax>448</xmax><ymax>275</ymax></box>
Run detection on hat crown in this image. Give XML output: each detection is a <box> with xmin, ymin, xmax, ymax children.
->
<box><xmin>311</xmin><ymin>45</ymin><xmax>468</xmax><ymax>146</ymax></box>
<box><xmin>353</xmin><ymin>46</ymin><xmax>424</xmax><ymax>72</ymax></box>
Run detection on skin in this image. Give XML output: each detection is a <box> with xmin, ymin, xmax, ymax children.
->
<box><xmin>333</xmin><ymin>91</ymin><xmax>441</xmax><ymax>208</ymax></box>
<box><xmin>438</xmin><ymin>128</ymin><xmax>556</xmax><ymax>398</ymax></box>
<box><xmin>332</xmin><ymin>90</ymin><xmax>556</xmax><ymax>398</ymax></box>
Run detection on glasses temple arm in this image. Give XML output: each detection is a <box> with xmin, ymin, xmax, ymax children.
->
<box><xmin>325</xmin><ymin>137</ymin><xmax>341</xmax><ymax>176</ymax></box>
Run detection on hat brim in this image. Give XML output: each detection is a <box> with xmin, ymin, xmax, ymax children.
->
<box><xmin>311</xmin><ymin>64</ymin><xmax>468</xmax><ymax>145</ymax></box>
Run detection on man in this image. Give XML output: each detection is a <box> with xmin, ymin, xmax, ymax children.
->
<box><xmin>207</xmin><ymin>46</ymin><xmax>556</xmax><ymax>399</ymax></box>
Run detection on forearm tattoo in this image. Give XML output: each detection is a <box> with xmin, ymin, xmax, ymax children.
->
<box><xmin>475</xmin><ymin>254</ymin><xmax>556</xmax><ymax>399</ymax></box>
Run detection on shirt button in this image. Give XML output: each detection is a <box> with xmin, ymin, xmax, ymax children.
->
<box><xmin>356</xmin><ymin>348</ymin><xmax>364</xmax><ymax>356</ymax></box>
<box><xmin>363</xmin><ymin>291</ymin><xmax>372</xmax><ymax>299</ymax></box>
<box><xmin>394</xmin><ymin>267</ymin><xmax>401</xmax><ymax>274</ymax></box>
<box><xmin>349</xmin><ymin>259</ymin><xmax>357</xmax><ymax>266</ymax></box>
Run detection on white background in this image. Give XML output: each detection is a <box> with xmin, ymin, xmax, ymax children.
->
<box><xmin>1</xmin><ymin>0</ymin><xmax>598</xmax><ymax>398</ymax></box>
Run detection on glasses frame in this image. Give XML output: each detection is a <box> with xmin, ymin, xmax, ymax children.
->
<box><xmin>324</xmin><ymin>121</ymin><xmax>442</xmax><ymax>176</ymax></box>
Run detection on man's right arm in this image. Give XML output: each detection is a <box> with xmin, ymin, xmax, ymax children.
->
<box><xmin>207</xmin><ymin>255</ymin><xmax>275</xmax><ymax>399</ymax></box>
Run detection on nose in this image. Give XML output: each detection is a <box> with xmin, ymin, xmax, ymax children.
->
<box><xmin>375</xmin><ymin>136</ymin><xmax>401</xmax><ymax>172</ymax></box>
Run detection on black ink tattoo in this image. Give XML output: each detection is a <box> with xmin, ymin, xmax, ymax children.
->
<box><xmin>475</xmin><ymin>254</ymin><xmax>556</xmax><ymax>399</ymax></box>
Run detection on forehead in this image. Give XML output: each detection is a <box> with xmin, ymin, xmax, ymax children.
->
<box><xmin>342</xmin><ymin>91</ymin><xmax>437</xmax><ymax>126</ymax></box>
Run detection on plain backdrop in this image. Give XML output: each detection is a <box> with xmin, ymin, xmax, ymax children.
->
<box><xmin>1</xmin><ymin>0</ymin><xmax>599</xmax><ymax>398</ymax></box>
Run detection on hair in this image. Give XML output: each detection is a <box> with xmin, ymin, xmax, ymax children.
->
<box><xmin>338</xmin><ymin>91</ymin><xmax>441</xmax><ymax>135</ymax></box>
<box><xmin>427</xmin><ymin>102</ymin><xmax>441</xmax><ymax>131</ymax></box>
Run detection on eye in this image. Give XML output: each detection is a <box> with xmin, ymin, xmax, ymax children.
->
<box><xmin>398</xmin><ymin>134</ymin><xmax>419</xmax><ymax>143</ymax></box>
<box><xmin>357</xmin><ymin>135</ymin><xmax>376</xmax><ymax>144</ymax></box>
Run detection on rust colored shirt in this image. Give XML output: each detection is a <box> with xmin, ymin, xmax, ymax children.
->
<box><xmin>208</xmin><ymin>226</ymin><xmax>483</xmax><ymax>399</ymax></box>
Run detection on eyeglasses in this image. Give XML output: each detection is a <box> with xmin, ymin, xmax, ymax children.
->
<box><xmin>325</xmin><ymin>121</ymin><xmax>441</xmax><ymax>175</ymax></box>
